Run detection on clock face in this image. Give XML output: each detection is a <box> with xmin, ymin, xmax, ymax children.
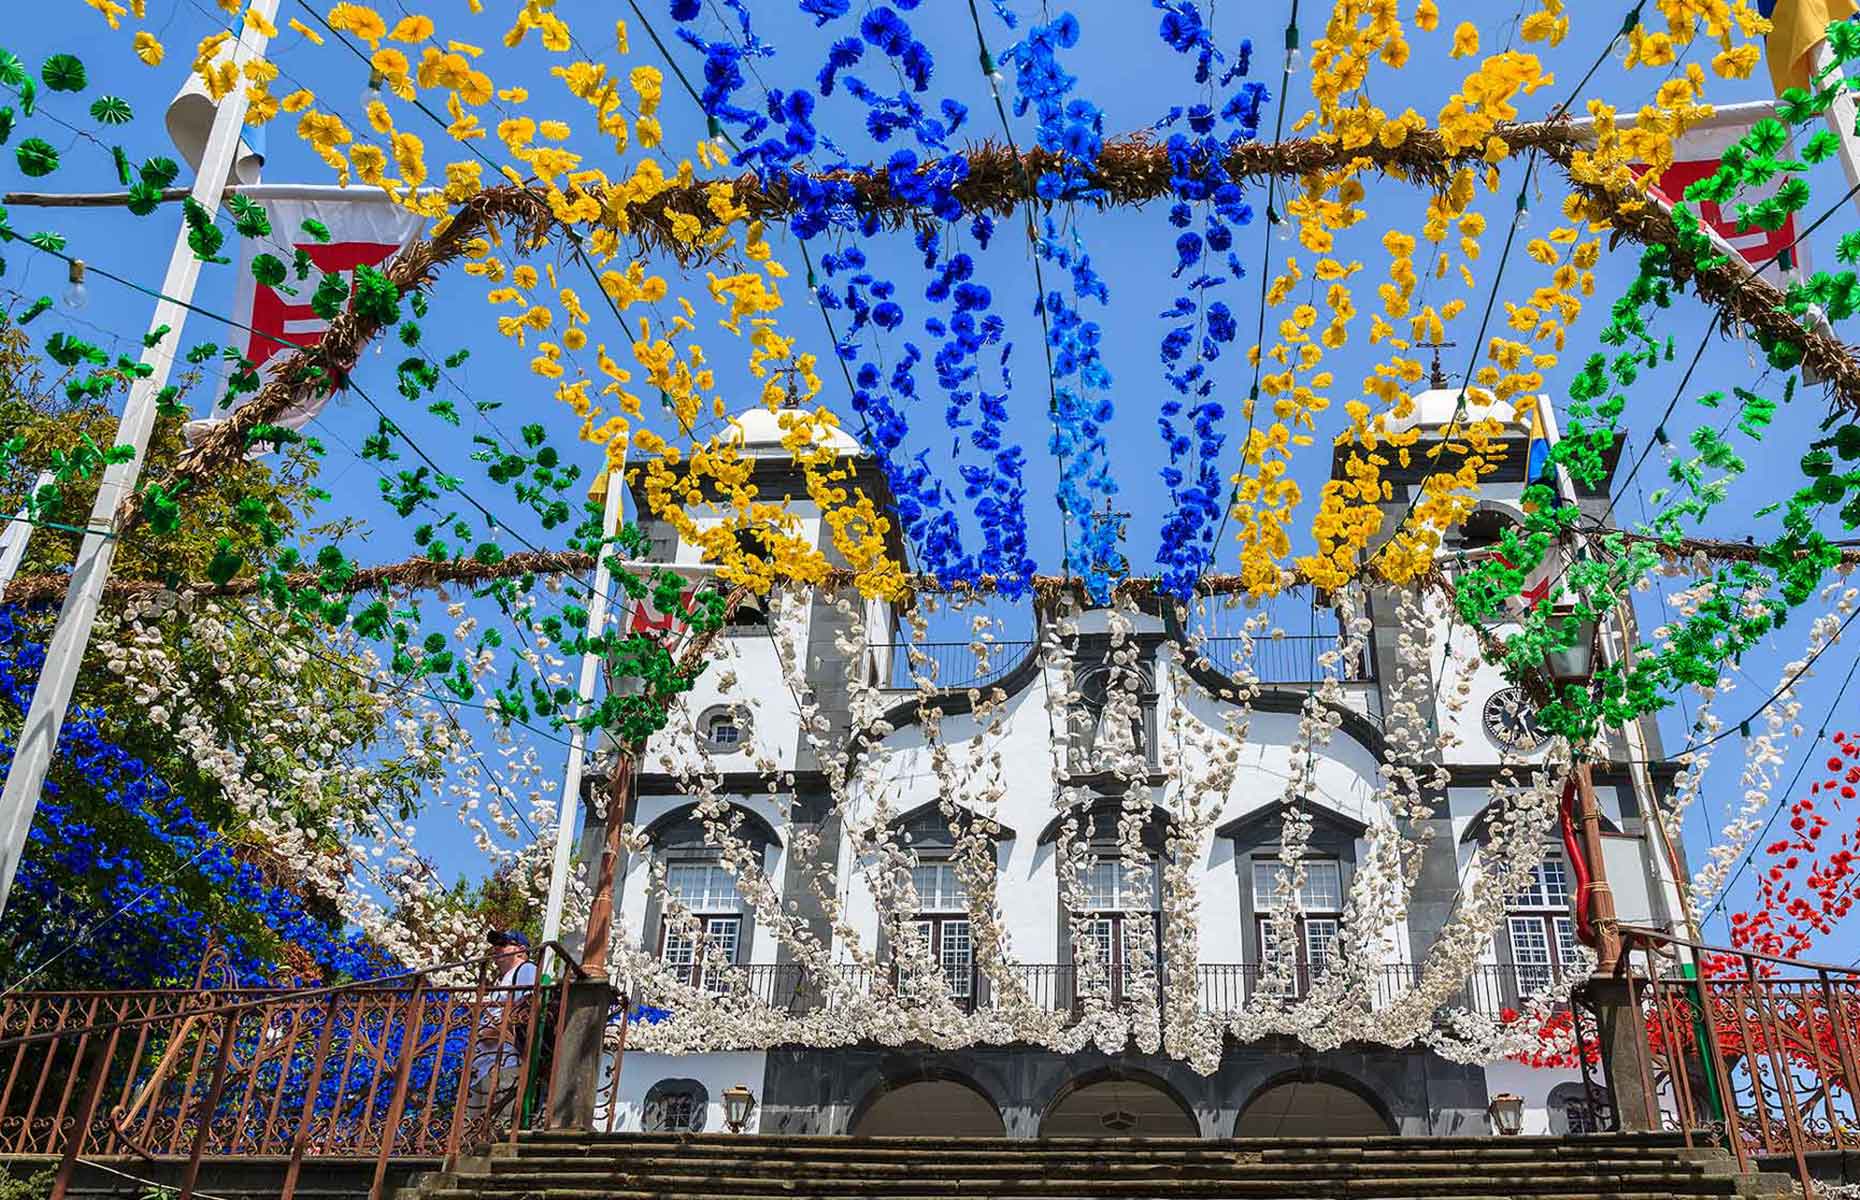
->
<box><xmin>1483</xmin><ymin>687</ymin><xmax>1549</xmax><ymax>753</ymax></box>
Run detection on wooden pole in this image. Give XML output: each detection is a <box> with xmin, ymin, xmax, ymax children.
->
<box><xmin>578</xmin><ymin>756</ymin><xmax>635</xmax><ymax>977</ymax></box>
<box><xmin>1574</xmin><ymin>763</ymin><xmax>1622</xmax><ymax>975</ymax></box>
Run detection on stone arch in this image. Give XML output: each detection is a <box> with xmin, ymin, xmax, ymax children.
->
<box><xmin>1234</xmin><ymin>1071</ymin><xmax>1395</xmax><ymax>1138</ymax></box>
<box><xmin>1039</xmin><ymin>1069</ymin><xmax>1198</xmax><ymax>1138</ymax></box>
<box><xmin>848</xmin><ymin>1071</ymin><xmax>1006</xmax><ymax>1138</ymax></box>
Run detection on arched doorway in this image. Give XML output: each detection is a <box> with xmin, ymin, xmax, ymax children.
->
<box><xmin>1040</xmin><ymin>1074</ymin><xmax>1198</xmax><ymax>1137</ymax></box>
<box><xmin>850</xmin><ymin>1078</ymin><xmax>1005</xmax><ymax>1138</ymax></box>
<box><xmin>1234</xmin><ymin>1076</ymin><xmax>1394</xmax><ymax>1138</ymax></box>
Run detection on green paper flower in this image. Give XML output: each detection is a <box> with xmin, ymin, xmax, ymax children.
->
<box><xmin>227</xmin><ymin>194</ymin><xmax>271</xmax><ymax>238</ymax></box>
<box><xmin>25</xmin><ymin>231</ymin><xmax>64</xmax><ymax>252</ymax></box>
<box><xmin>138</xmin><ymin>156</ymin><xmax>180</xmax><ymax>189</ymax></box>
<box><xmin>40</xmin><ymin>54</ymin><xmax>85</xmax><ymax>93</ymax></box>
<box><xmin>0</xmin><ymin>51</ymin><xmax>25</xmax><ymax>88</ymax></box>
<box><xmin>125</xmin><ymin>181</ymin><xmax>163</xmax><ymax>216</ymax></box>
<box><xmin>250</xmin><ymin>253</ymin><xmax>287</xmax><ymax>287</ymax></box>
<box><xmin>14</xmin><ymin>137</ymin><xmax>58</xmax><ymax>178</ymax></box>
<box><xmin>88</xmin><ymin>95</ymin><xmax>132</xmax><ymax>125</ymax></box>
<box><xmin>0</xmin><ymin>108</ymin><xmax>11</xmax><ymax>147</ymax></box>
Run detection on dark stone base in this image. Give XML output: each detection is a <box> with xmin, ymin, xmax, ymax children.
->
<box><xmin>756</xmin><ymin>1035</ymin><xmax>1490</xmax><ymax>1139</ymax></box>
<box><xmin>0</xmin><ymin>1155</ymin><xmax>441</xmax><ymax>1200</ymax></box>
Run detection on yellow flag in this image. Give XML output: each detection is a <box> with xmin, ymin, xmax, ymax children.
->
<box><xmin>1766</xmin><ymin>0</ymin><xmax>1860</xmax><ymax>96</ymax></box>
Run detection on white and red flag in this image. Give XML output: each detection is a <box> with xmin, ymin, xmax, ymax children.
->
<box><xmin>1628</xmin><ymin>100</ymin><xmax>1808</xmax><ymax>281</ymax></box>
<box><xmin>190</xmin><ymin>189</ymin><xmax>423</xmax><ymax>441</ymax></box>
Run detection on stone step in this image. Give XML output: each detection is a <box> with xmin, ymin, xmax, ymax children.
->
<box><xmin>507</xmin><ymin>1142</ymin><xmax>1700</xmax><ymax>1163</ymax></box>
<box><xmin>438</xmin><ymin>1170</ymin><xmax>1740</xmax><ymax>1198</ymax></box>
<box><xmin>427</xmin><ymin>1183</ymin><xmax>1733</xmax><ymax>1190</ymax></box>
<box><xmin>484</xmin><ymin>1156</ymin><xmax>1713</xmax><ymax>1181</ymax></box>
<box><xmin>517</xmin><ymin>1131</ymin><xmax>1691</xmax><ymax>1152</ymax></box>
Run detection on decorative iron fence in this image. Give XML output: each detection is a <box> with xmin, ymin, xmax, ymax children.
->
<box><xmin>0</xmin><ymin>949</ymin><xmax>586</xmax><ymax>1200</ymax></box>
<box><xmin>1574</xmin><ymin>925</ymin><xmax>1860</xmax><ymax>1200</ymax></box>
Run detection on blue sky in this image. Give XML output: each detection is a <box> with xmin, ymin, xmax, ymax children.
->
<box><xmin>3</xmin><ymin>1</ymin><xmax>1857</xmax><ymax>958</ymax></box>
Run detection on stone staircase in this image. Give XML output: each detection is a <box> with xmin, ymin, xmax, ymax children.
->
<box><xmin>401</xmin><ymin>1130</ymin><xmax>1790</xmax><ymax>1200</ymax></box>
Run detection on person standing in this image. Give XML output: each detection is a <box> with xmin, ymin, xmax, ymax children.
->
<box><xmin>465</xmin><ymin>930</ymin><xmax>538</xmax><ymax>1128</ymax></box>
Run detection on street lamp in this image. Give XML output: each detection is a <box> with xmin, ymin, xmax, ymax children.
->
<box><xmin>1542</xmin><ymin>605</ymin><xmax>1599</xmax><ymax>686</ymax></box>
<box><xmin>1488</xmin><ymin>1092</ymin><xmax>1524</xmax><ymax>1136</ymax></box>
<box><xmin>722</xmin><ymin>1084</ymin><xmax>757</xmax><ymax>1133</ymax></box>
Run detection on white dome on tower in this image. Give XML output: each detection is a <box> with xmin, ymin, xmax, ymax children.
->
<box><xmin>1381</xmin><ymin>347</ymin><xmax>1522</xmax><ymax>435</ymax></box>
<box><xmin>1382</xmin><ymin>386</ymin><xmax>1517</xmax><ymax>435</ymax></box>
<box><xmin>724</xmin><ymin>404</ymin><xmax>864</xmax><ymax>457</ymax></box>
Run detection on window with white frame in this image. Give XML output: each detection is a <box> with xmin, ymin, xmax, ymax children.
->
<box><xmin>898</xmin><ymin>861</ymin><xmax>975</xmax><ymax>1001</ymax></box>
<box><xmin>1252</xmin><ymin>859</ymin><xmax>1345</xmax><ymax>994</ymax></box>
<box><xmin>696</xmin><ymin>705</ymin><xmax>750</xmax><ymax>753</ymax></box>
<box><xmin>1070</xmin><ymin>856</ymin><xmax>1162</xmax><ymax>998</ymax></box>
<box><xmin>1506</xmin><ymin>852</ymin><xmax>1577</xmax><ymax>996</ymax></box>
<box><xmin>659</xmin><ymin>863</ymin><xmax>745</xmax><ymax>992</ymax></box>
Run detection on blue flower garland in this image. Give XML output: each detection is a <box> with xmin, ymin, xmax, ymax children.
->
<box><xmin>1149</xmin><ymin>1</ymin><xmax>1268</xmax><ymax>598</ymax></box>
<box><xmin>999</xmin><ymin>11</ymin><xmax>1126</xmax><ymax>599</ymax></box>
<box><xmin>0</xmin><ymin>605</ymin><xmax>384</xmax><ymax>987</ymax></box>
<box><xmin>661</xmin><ymin>0</ymin><xmax>1038</xmax><ymax>593</ymax></box>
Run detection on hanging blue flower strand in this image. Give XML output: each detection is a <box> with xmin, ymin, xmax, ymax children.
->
<box><xmin>1150</xmin><ymin>1</ymin><xmax>1270</xmax><ymax>598</ymax></box>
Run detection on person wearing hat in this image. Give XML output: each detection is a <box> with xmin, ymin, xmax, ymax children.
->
<box><xmin>465</xmin><ymin>930</ymin><xmax>539</xmax><ymax>1128</ymax></box>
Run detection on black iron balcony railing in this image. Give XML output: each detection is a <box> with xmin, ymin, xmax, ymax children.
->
<box><xmin>869</xmin><ymin>639</ymin><xmax>1039</xmax><ymax>692</ymax></box>
<box><xmin>1189</xmin><ymin>633</ymin><xmax>1375</xmax><ymax>684</ymax></box>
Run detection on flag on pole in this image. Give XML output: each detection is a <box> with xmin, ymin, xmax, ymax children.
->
<box><xmin>186</xmin><ymin>190</ymin><xmax>423</xmax><ymax>442</ymax></box>
<box><xmin>1524</xmin><ymin>399</ymin><xmax>1552</xmax><ymax>488</ymax></box>
<box><xmin>1761</xmin><ymin>0</ymin><xmax>1860</xmax><ymax>97</ymax></box>
<box><xmin>1628</xmin><ymin>100</ymin><xmax>1808</xmax><ymax>282</ymax></box>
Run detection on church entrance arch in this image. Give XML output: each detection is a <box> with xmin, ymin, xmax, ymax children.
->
<box><xmin>1040</xmin><ymin>1072</ymin><xmax>1198</xmax><ymax>1137</ymax></box>
<box><xmin>849</xmin><ymin>1076</ymin><xmax>1005</xmax><ymax>1138</ymax></box>
<box><xmin>1234</xmin><ymin>1074</ymin><xmax>1394</xmax><ymax>1138</ymax></box>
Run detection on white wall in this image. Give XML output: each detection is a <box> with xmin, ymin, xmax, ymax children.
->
<box><xmin>604</xmin><ymin>1050</ymin><xmax>769</xmax><ymax>1133</ymax></box>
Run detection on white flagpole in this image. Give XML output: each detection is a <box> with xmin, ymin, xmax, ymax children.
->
<box><xmin>0</xmin><ymin>0</ymin><xmax>279</xmax><ymax>917</ymax></box>
<box><xmin>1811</xmin><ymin>40</ymin><xmax>1860</xmax><ymax>222</ymax></box>
<box><xmin>0</xmin><ymin>472</ymin><xmax>54</xmax><ymax>592</ymax></box>
<box><xmin>541</xmin><ymin>456</ymin><xmax>627</xmax><ymax>966</ymax></box>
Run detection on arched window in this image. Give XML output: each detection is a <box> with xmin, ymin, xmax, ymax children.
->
<box><xmin>643</xmin><ymin>1078</ymin><xmax>709</xmax><ymax>1132</ymax></box>
<box><xmin>696</xmin><ymin>704</ymin><xmax>752</xmax><ymax>754</ymax></box>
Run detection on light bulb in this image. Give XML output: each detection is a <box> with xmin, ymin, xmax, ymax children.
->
<box><xmin>1276</xmin><ymin>220</ymin><xmax>1292</xmax><ymax>243</ymax></box>
<box><xmin>360</xmin><ymin>68</ymin><xmax>386</xmax><ymax>116</ymax></box>
<box><xmin>1284</xmin><ymin>44</ymin><xmax>1303</xmax><ymax>74</ymax></box>
<box><xmin>62</xmin><ymin>260</ymin><xmax>88</xmax><ymax>311</ymax></box>
<box><xmin>1612</xmin><ymin>32</ymin><xmax>1631</xmax><ymax>61</ymax></box>
<box><xmin>1513</xmin><ymin>202</ymin><xmax>1530</xmax><ymax>231</ymax></box>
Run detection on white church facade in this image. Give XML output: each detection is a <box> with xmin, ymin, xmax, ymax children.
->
<box><xmin>578</xmin><ymin>382</ymin><xmax>1683</xmax><ymax>1141</ymax></box>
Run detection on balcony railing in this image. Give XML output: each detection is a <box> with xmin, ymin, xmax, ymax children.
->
<box><xmin>636</xmin><ymin>960</ymin><xmax>1564</xmax><ymax>1023</ymax></box>
<box><xmin>869</xmin><ymin>639</ymin><xmax>1037</xmax><ymax>692</ymax></box>
<box><xmin>1189</xmin><ymin>634</ymin><xmax>1375</xmax><ymax>684</ymax></box>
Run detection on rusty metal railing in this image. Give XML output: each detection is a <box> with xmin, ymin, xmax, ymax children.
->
<box><xmin>0</xmin><ymin>942</ymin><xmax>590</xmax><ymax>1200</ymax></box>
<box><xmin>1579</xmin><ymin>925</ymin><xmax>1860</xmax><ymax>1200</ymax></box>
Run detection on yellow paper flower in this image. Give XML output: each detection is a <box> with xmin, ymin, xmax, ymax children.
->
<box><xmin>133</xmin><ymin>30</ymin><xmax>165</xmax><ymax>66</ymax></box>
<box><xmin>388</xmin><ymin>13</ymin><xmax>434</xmax><ymax>42</ymax></box>
<box><xmin>288</xmin><ymin>17</ymin><xmax>324</xmax><ymax>44</ymax></box>
<box><xmin>85</xmin><ymin>0</ymin><xmax>128</xmax><ymax>29</ymax></box>
<box><xmin>1449</xmin><ymin>21</ymin><xmax>1479</xmax><ymax>58</ymax></box>
<box><xmin>328</xmin><ymin>2</ymin><xmax>388</xmax><ymax>47</ymax></box>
